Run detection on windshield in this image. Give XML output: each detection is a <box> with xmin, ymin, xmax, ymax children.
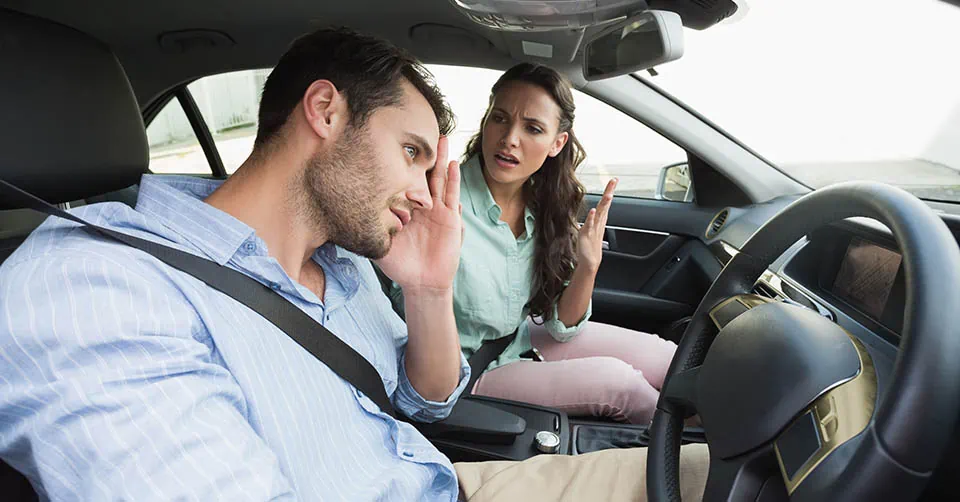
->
<box><xmin>641</xmin><ymin>0</ymin><xmax>960</xmax><ymax>203</ymax></box>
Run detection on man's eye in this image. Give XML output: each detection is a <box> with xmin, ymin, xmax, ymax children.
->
<box><xmin>528</xmin><ymin>126</ymin><xmax>543</xmax><ymax>134</ymax></box>
<box><xmin>404</xmin><ymin>145</ymin><xmax>418</xmax><ymax>158</ymax></box>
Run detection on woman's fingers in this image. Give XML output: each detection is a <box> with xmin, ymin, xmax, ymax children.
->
<box><xmin>581</xmin><ymin>208</ymin><xmax>597</xmax><ymax>236</ymax></box>
<box><xmin>596</xmin><ymin>178</ymin><xmax>618</xmax><ymax>231</ymax></box>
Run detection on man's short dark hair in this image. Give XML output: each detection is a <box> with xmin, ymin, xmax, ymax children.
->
<box><xmin>255</xmin><ymin>27</ymin><xmax>455</xmax><ymax>148</ymax></box>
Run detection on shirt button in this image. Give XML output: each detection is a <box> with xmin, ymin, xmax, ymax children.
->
<box><xmin>243</xmin><ymin>241</ymin><xmax>256</xmax><ymax>253</ymax></box>
<box><xmin>402</xmin><ymin>451</ymin><xmax>414</xmax><ymax>458</ymax></box>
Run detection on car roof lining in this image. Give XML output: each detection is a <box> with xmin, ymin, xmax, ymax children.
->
<box><xmin>0</xmin><ymin>0</ymin><xmax>594</xmax><ymax>107</ymax></box>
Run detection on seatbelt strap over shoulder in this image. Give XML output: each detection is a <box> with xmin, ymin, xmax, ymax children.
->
<box><xmin>0</xmin><ymin>178</ymin><xmax>397</xmax><ymax>418</ymax></box>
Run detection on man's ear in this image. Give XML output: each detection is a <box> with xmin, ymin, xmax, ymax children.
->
<box><xmin>302</xmin><ymin>80</ymin><xmax>346</xmax><ymax>140</ymax></box>
<box><xmin>548</xmin><ymin>131</ymin><xmax>569</xmax><ymax>158</ymax></box>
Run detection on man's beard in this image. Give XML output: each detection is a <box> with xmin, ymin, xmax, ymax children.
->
<box><xmin>300</xmin><ymin>125</ymin><xmax>403</xmax><ymax>259</ymax></box>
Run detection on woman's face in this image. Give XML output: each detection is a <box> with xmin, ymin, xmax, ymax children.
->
<box><xmin>480</xmin><ymin>81</ymin><xmax>569</xmax><ymax>190</ymax></box>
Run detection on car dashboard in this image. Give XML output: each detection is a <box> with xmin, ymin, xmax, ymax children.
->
<box><xmin>708</xmin><ymin>195</ymin><xmax>960</xmax><ymax>345</ymax></box>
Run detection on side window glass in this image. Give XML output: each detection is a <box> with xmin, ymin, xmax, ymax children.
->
<box><xmin>573</xmin><ymin>91</ymin><xmax>689</xmax><ymax>199</ymax></box>
<box><xmin>426</xmin><ymin>63</ymin><xmax>689</xmax><ymax>201</ymax></box>
<box><xmin>147</xmin><ymin>98</ymin><xmax>210</xmax><ymax>174</ymax></box>
<box><xmin>427</xmin><ymin>64</ymin><xmax>502</xmax><ymax>162</ymax></box>
<box><xmin>188</xmin><ymin>69</ymin><xmax>271</xmax><ymax>174</ymax></box>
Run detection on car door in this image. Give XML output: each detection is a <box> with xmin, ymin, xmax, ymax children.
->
<box><xmin>573</xmin><ymin>92</ymin><xmax>727</xmax><ymax>336</ymax></box>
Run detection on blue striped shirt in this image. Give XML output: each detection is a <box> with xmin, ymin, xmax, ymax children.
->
<box><xmin>0</xmin><ymin>175</ymin><xmax>470</xmax><ymax>501</ymax></box>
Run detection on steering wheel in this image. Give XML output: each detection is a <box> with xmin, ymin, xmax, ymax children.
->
<box><xmin>647</xmin><ymin>182</ymin><xmax>960</xmax><ymax>501</ymax></box>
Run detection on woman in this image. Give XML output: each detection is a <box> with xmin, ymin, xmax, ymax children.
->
<box><xmin>391</xmin><ymin>63</ymin><xmax>677</xmax><ymax>424</ymax></box>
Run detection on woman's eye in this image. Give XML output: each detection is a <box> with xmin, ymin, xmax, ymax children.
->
<box><xmin>404</xmin><ymin>145</ymin><xmax>418</xmax><ymax>158</ymax></box>
<box><xmin>528</xmin><ymin>126</ymin><xmax>543</xmax><ymax>134</ymax></box>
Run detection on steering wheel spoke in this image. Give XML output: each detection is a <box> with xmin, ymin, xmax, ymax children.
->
<box><xmin>702</xmin><ymin>445</ymin><xmax>787</xmax><ymax>502</ymax></box>
<box><xmin>660</xmin><ymin>365</ymin><xmax>701</xmax><ymax>415</ymax></box>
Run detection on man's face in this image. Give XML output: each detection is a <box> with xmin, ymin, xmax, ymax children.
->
<box><xmin>301</xmin><ymin>80</ymin><xmax>439</xmax><ymax>259</ymax></box>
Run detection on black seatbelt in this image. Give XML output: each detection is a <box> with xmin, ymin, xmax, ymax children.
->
<box><xmin>0</xmin><ymin>179</ymin><xmax>397</xmax><ymax>418</ymax></box>
<box><xmin>466</xmin><ymin>332</ymin><xmax>516</xmax><ymax>394</ymax></box>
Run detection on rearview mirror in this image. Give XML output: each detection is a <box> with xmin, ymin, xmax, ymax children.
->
<box><xmin>655</xmin><ymin>162</ymin><xmax>694</xmax><ymax>202</ymax></box>
<box><xmin>583</xmin><ymin>10</ymin><xmax>684</xmax><ymax>81</ymax></box>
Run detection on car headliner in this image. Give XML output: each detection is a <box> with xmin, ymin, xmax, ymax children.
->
<box><xmin>0</xmin><ymin>0</ymin><xmax>559</xmax><ymax>107</ymax></box>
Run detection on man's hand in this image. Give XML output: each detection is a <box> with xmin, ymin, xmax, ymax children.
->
<box><xmin>577</xmin><ymin>177</ymin><xmax>617</xmax><ymax>273</ymax></box>
<box><xmin>376</xmin><ymin>136</ymin><xmax>462</xmax><ymax>294</ymax></box>
<box><xmin>378</xmin><ymin>137</ymin><xmax>465</xmax><ymax>403</ymax></box>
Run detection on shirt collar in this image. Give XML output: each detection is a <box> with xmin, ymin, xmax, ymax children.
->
<box><xmin>521</xmin><ymin>207</ymin><xmax>536</xmax><ymax>242</ymax></box>
<box><xmin>462</xmin><ymin>155</ymin><xmax>537</xmax><ymax>237</ymax></box>
<box><xmin>136</xmin><ymin>174</ymin><xmax>363</xmax><ymax>304</ymax></box>
<box><xmin>135</xmin><ymin>175</ymin><xmax>255</xmax><ymax>265</ymax></box>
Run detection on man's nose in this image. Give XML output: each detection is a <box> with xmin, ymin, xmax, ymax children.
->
<box><xmin>407</xmin><ymin>172</ymin><xmax>434</xmax><ymax>211</ymax></box>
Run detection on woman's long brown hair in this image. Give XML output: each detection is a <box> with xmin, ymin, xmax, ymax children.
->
<box><xmin>463</xmin><ymin>63</ymin><xmax>587</xmax><ymax>319</ymax></box>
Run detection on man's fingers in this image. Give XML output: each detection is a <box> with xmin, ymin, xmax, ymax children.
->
<box><xmin>428</xmin><ymin>166</ymin><xmax>445</xmax><ymax>201</ymax></box>
<box><xmin>436</xmin><ymin>134</ymin><xmax>449</xmax><ymax>169</ymax></box>
<box><xmin>429</xmin><ymin>136</ymin><xmax>450</xmax><ymax>202</ymax></box>
<box><xmin>444</xmin><ymin>160</ymin><xmax>461</xmax><ymax>209</ymax></box>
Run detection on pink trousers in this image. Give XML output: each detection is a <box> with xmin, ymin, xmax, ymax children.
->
<box><xmin>471</xmin><ymin>320</ymin><xmax>678</xmax><ymax>424</ymax></box>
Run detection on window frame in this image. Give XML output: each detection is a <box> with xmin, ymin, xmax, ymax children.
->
<box><xmin>144</xmin><ymin>84</ymin><xmax>227</xmax><ymax>177</ymax></box>
<box><xmin>143</xmin><ymin>67</ymin><xmax>695</xmax><ymax>197</ymax></box>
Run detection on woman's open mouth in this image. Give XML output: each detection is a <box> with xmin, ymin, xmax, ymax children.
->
<box><xmin>494</xmin><ymin>152</ymin><xmax>520</xmax><ymax>168</ymax></box>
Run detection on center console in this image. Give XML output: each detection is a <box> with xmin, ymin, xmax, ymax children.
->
<box><xmin>416</xmin><ymin>395</ymin><xmax>571</xmax><ymax>462</ymax></box>
<box><xmin>414</xmin><ymin>395</ymin><xmax>706</xmax><ymax>463</ymax></box>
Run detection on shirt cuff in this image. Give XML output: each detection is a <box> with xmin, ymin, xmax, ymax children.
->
<box><xmin>393</xmin><ymin>350</ymin><xmax>471</xmax><ymax>423</ymax></box>
<box><xmin>543</xmin><ymin>299</ymin><xmax>592</xmax><ymax>343</ymax></box>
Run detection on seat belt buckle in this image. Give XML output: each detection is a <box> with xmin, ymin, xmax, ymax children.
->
<box><xmin>521</xmin><ymin>347</ymin><xmax>545</xmax><ymax>362</ymax></box>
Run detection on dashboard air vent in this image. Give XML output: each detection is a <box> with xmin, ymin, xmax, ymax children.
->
<box><xmin>706</xmin><ymin>208</ymin><xmax>730</xmax><ymax>238</ymax></box>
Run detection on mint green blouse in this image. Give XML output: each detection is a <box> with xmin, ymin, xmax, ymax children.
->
<box><xmin>389</xmin><ymin>155</ymin><xmax>591</xmax><ymax>373</ymax></box>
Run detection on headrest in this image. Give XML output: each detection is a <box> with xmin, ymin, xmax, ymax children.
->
<box><xmin>0</xmin><ymin>9</ymin><xmax>148</xmax><ymax>209</ymax></box>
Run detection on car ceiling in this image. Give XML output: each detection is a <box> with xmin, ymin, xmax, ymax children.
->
<box><xmin>0</xmin><ymin>0</ymin><xmax>536</xmax><ymax>106</ymax></box>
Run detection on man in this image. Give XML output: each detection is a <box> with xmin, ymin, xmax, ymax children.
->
<box><xmin>0</xmin><ymin>28</ymin><xmax>706</xmax><ymax>501</ymax></box>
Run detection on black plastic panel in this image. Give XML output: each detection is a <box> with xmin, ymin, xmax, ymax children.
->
<box><xmin>428</xmin><ymin>395</ymin><xmax>570</xmax><ymax>463</ymax></box>
<box><xmin>414</xmin><ymin>397</ymin><xmax>526</xmax><ymax>445</ymax></box>
<box><xmin>592</xmin><ymin>290</ymin><xmax>693</xmax><ymax>321</ymax></box>
<box><xmin>595</xmin><ymin>235</ymin><xmax>686</xmax><ymax>291</ymax></box>
<box><xmin>584</xmin><ymin>193</ymin><xmax>718</xmax><ymax>239</ymax></box>
<box><xmin>711</xmin><ymin>300</ymin><xmax>749</xmax><ymax>329</ymax></box>
<box><xmin>776</xmin><ymin>411</ymin><xmax>822</xmax><ymax>480</ymax></box>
